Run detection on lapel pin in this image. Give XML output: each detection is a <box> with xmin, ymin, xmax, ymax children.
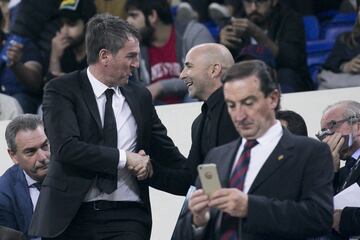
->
<box><xmin>277</xmin><ymin>155</ymin><xmax>284</xmax><ymax>161</ymax></box>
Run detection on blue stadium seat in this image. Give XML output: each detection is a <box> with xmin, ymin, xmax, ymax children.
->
<box><xmin>303</xmin><ymin>16</ymin><xmax>320</xmax><ymax>41</ymax></box>
<box><xmin>323</xmin><ymin>25</ymin><xmax>353</xmax><ymax>41</ymax></box>
<box><xmin>320</xmin><ymin>12</ymin><xmax>356</xmax><ymax>38</ymax></box>
<box><xmin>306</xmin><ymin>40</ymin><xmax>334</xmax><ymax>54</ymax></box>
<box><xmin>332</xmin><ymin>12</ymin><xmax>357</xmax><ymax>24</ymax></box>
<box><xmin>306</xmin><ymin>40</ymin><xmax>334</xmax><ymax>88</ymax></box>
<box><xmin>203</xmin><ymin>21</ymin><xmax>220</xmax><ymax>41</ymax></box>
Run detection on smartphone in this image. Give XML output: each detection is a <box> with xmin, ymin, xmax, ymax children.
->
<box><xmin>0</xmin><ymin>34</ymin><xmax>28</xmax><ymax>64</ymax></box>
<box><xmin>197</xmin><ymin>164</ymin><xmax>221</xmax><ymax>197</ymax></box>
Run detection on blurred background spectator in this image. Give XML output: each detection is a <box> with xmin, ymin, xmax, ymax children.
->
<box><xmin>318</xmin><ymin>4</ymin><xmax>360</xmax><ymax>89</ymax></box>
<box><xmin>0</xmin><ymin>0</ymin><xmax>43</xmax><ymax>114</ymax></box>
<box><xmin>125</xmin><ymin>0</ymin><xmax>214</xmax><ymax>105</ymax></box>
<box><xmin>46</xmin><ymin>0</ymin><xmax>96</xmax><ymax>81</ymax></box>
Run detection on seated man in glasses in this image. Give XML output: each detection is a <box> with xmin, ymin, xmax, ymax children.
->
<box><xmin>319</xmin><ymin>100</ymin><xmax>360</xmax><ymax>238</ymax></box>
<box><xmin>219</xmin><ymin>0</ymin><xmax>312</xmax><ymax>93</ymax></box>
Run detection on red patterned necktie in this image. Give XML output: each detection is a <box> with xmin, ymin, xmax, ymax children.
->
<box><xmin>220</xmin><ymin>139</ymin><xmax>258</xmax><ymax>240</ymax></box>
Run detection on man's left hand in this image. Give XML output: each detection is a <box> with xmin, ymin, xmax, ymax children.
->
<box><xmin>135</xmin><ymin>149</ymin><xmax>153</xmax><ymax>180</ymax></box>
<box><xmin>208</xmin><ymin>188</ymin><xmax>248</xmax><ymax>218</ymax></box>
<box><xmin>6</xmin><ymin>42</ymin><xmax>23</xmax><ymax>67</ymax></box>
<box><xmin>231</xmin><ymin>18</ymin><xmax>263</xmax><ymax>38</ymax></box>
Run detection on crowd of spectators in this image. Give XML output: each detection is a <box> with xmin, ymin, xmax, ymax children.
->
<box><xmin>0</xmin><ymin>0</ymin><xmax>357</xmax><ymax>119</ymax></box>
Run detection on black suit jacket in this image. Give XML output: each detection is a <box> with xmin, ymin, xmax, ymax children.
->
<box><xmin>177</xmin><ymin>129</ymin><xmax>334</xmax><ymax>240</ymax></box>
<box><xmin>187</xmin><ymin>87</ymin><xmax>238</xmax><ymax>182</ymax></box>
<box><xmin>338</xmin><ymin>161</ymin><xmax>360</xmax><ymax>238</ymax></box>
<box><xmin>28</xmin><ymin>70</ymin><xmax>189</xmax><ymax>238</ymax></box>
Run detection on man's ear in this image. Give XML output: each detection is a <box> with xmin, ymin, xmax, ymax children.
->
<box><xmin>268</xmin><ymin>89</ymin><xmax>280</xmax><ymax>110</ymax></box>
<box><xmin>99</xmin><ymin>49</ymin><xmax>110</xmax><ymax>66</ymax></box>
<box><xmin>8</xmin><ymin>149</ymin><xmax>18</xmax><ymax>164</ymax></box>
<box><xmin>210</xmin><ymin>63</ymin><xmax>221</xmax><ymax>78</ymax></box>
<box><xmin>148</xmin><ymin>9</ymin><xmax>158</xmax><ymax>26</ymax></box>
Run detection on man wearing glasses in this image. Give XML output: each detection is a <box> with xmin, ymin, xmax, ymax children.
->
<box><xmin>320</xmin><ymin>100</ymin><xmax>360</xmax><ymax>238</ymax></box>
<box><xmin>219</xmin><ymin>0</ymin><xmax>312</xmax><ymax>93</ymax></box>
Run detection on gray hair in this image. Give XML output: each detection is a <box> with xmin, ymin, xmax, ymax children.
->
<box><xmin>324</xmin><ymin>100</ymin><xmax>360</xmax><ymax>125</ymax></box>
<box><xmin>86</xmin><ymin>13</ymin><xmax>140</xmax><ymax>64</ymax></box>
<box><xmin>5</xmin><ymin>114</ymin><xmax>43</xmax><ymax>153</ymax></box>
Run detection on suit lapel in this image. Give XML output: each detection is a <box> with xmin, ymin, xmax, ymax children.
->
<box><xmin>248</xmin><ymin>130</ymin><xmax>294</xmax><ymax>193</ymax></box>
<box><xmin>217</xmin><ymin>139</ymin><xmax>242</xmax><ymax>188</ymax></box>
<box><xmin>79</xmin><ymin>70</ymin><xmax>102</xmax><ymax>132</ymax></box>
<box><xmin>120</xmin><ymin>85</ymin><xmax>143</xmax><ymax>148</ymax></box>
<box><xmin>15</xmin><ymin>167</ymin><xmax>33</xmax><ymax>231</ymax></box>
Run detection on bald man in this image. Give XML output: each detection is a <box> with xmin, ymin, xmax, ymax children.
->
<box><xmin>180</xmin><ymin>43</ymin><xmax>238</xmax><ymax>183</ymax></box>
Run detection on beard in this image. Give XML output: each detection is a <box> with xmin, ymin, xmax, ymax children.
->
<box><xmin>67</xmin><ymin>32</ymin><xmax>85</xmax><ymax>49</ymax></box>
<box><xmin>248</xmin><ymin>9</ymin><xmax>273</xmax><ymax>28</ymax></box>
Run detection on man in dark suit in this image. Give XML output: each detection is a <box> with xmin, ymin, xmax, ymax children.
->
<box><xmin>180</xmin><ymin>43</ymin><xmax>238</xmax><ymax>183</ymax></box>
<box><xmin>0</xmin><ymin>114</ymin><xmax>50</xmax><ymax>239</ymax></box>
<box><xmin>176</xmin><ymin>60</ymin><xmax>333</xmax><ymax>239</ymax></box>
<box><xmin>29</xmin><ymin>13</ymin><xmax>189</xmax><ymax>240</ymax></box>
<box><xmin>171</xmin><ymin>43</ymin><xmax>238</xmax><ymax>240</ymax></box>
<box><xmin>320</xmin><ymin>100</ymin><xmax>360</xmax><ymax>238</ymax></box>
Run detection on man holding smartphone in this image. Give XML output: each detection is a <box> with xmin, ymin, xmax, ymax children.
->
<box><xmin>219</xmin><ymin>0</ymin><xmax>312</xmax><ymax>93</ymax></box>
<box><xmin>176</xmin><ymin>60</ymin><xmax>334</xmax><ymax>240</ymax></box>
<box><xmin>320</xmin><ymin>100</ymin><xmax>360</xmax><ymax>238</ymax></box>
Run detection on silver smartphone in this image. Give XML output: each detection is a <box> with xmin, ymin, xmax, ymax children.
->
<box><xmin>197</xmin><ymin>163</ymin><xmax>221</xmax><ymax>197</ymax></box>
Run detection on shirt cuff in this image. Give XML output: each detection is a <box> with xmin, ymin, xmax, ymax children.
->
<box><xmin>118</xmin><ymin>149</ymin><xmax>127</xmax><ymax>169</ymax></box>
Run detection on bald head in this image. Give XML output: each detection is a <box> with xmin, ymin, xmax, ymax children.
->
<box><xmin>188</xmin><ymin>43</ymin><xmax>234</xmax><ymax>70</ymax></box>
<box><xmin>180</xmin><ymin>43</ymin><xmax>234</xmax><ymax>100</ymax></box>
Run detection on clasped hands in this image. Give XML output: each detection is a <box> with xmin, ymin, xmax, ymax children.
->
<box><xmin>126</xmin><ymin>150</ymin><xmax>153</xmax><ymax>180</ymax></box>
<box><xmin>189</xmin><ymin>188</ymin><xmax>249</xmax><ymax>227</ymax></box>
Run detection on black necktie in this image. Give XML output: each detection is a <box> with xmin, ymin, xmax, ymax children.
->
<box><xmin>103</xmin><ymin>89</ymin><xmax>118</xmax><ymax>148</ymax></box>
<box><xmin>96</xmin><ymin>89</ymin><xmax>118</xmax><ymax>194</ymax></box>
<box><xmin>31</xmin><ymin>182</ymin><xmax>41</xmax><ymax>191</ymax></box>
<box><xmin>345</xmin><ymin>157</ymin><xmax>357</xmax><ymax>170</ymax></box>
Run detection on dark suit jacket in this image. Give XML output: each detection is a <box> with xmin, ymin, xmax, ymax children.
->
<box><xmin>338</xmin><ymin>161</ymin><xmax>360</xmax><ymax>238</ymax></box>
<box><xmin>187</xmin><ymin>87</ymin><xmax>238</xmax><ymax>182</ymax></box>
<box><xmin>177</xmin><ymin>129</ymin><xmax>334</xmax><ymax>240</ymax></box>
<box><xmin>0</xmin><ymin>165</ymin><xmax>33</xmax><ymax>239</ymax></box>
<box><xmin>28</xmin><ymin>70</ymin><xmax>190</xmax><ymax>238</ymax></box>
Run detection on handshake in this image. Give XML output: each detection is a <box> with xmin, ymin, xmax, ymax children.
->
<box><xmin>126</xmin><ymin>150</ymin><xmax>153</xmax><ymax>180</ymax></box>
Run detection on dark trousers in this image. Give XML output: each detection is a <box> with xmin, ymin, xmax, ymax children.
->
<box><xmin>44</xmin><ymin>201</ymin><xmax>151</xmax><ymax>240</ymax></box>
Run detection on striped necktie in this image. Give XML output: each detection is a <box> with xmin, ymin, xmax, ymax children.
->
<box><xmin>220</xmin><ymin>139</ymin><xmax>258</xmax><ymax>240</ymax></box>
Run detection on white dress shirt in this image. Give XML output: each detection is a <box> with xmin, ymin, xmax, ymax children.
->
<box><xmin>84</xmin><ymin>67</ymin><xmax>140</xmax><ymax>202</ymax></box>
<box><xmin>24</xmin><ymin>172</ymin><xmax>41</xmax><ymax>240</ymax></box>
<box><xmin>232</xmin><ymin>120</ymin><xmax>283</xmax><ymax>193</ymax></box>
<box><xmin>24</xmin><ymin>172</ymin><xmax>40</xmax><ymax>211</ymax></box>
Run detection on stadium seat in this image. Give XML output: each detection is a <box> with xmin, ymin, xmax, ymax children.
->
<box><xmin>303</xmin><ymin>16</ymin><xmax>320</xmax><ymax>41</ymax></box>
<box><xmin>203</xmin><ymin>21</ymin><xmax>220</xmax><ymax>41</ymax></box>
<box><xmin>320</xmin><ymin>12</ymin><xmax>356</xmax><ymax>38</ymax></box>
<box><xmin>323</xmin><ymin>25</ymin><xmax>353</xmax><ymax>41</ymax></box>
<box><xmin>306</xmin><ymin>40</ymin><xmax>334</xmax><ymax>88</ymax></box>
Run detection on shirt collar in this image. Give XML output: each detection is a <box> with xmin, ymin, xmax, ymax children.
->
<box><xmin>254</xmin><ymin>120</ymin><xmax>283</xmax><ymax>146</ymax></box>
<box><xmin>87</xmin><ymin>67</ymin><xmax>121</xmax><ymax>98</ymax></box>
<box><xmin>204</xmin><ymin>87</ymin><xmax>223</xmax><ymax>111</ymax></box>
<box><xmin>352</xmin><ymin>148</ymin><xmax>360</xmax><ymax>160</ymax></box>
<box><xmin>23</xmin><ymin>170</ymin><xmax>37</xmax><ymax>187</ymax></box>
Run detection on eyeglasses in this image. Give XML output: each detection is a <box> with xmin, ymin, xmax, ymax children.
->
<box><xmin>243</xmin><ymin>0</ymin><xmax>269</xmax><ymax>5</ymax></box>
<box><xmin>325</xmin><ymin>117</ymin><xmax>351</xmax><ymax>131</ymax></box>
